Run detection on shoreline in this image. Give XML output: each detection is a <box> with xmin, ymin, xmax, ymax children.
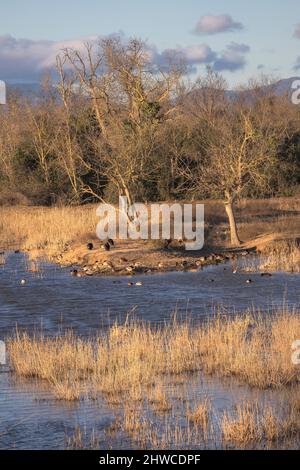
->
<box><xmin>37</xmin><ymin>239</ymin><xmax>255</xmax><ymax>277</ymax></box>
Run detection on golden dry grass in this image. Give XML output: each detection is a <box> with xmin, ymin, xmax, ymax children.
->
<box><xmin>0</xmin><ymin>197</ymin><xmax>299</xmax><ymax>259</ymax></box>
<box><xmin>7</xmin><ymin>309</ymin><xmax>300</xmax><ymax>400</ymax></box>
<box><xmin>0</xmin><ymin>205</ymin><xmax>96</xmax><ymax>255</ymax></box>
<box><xmin>20</xmin><ymin>308</ymin><xmax>298</xmax><ymax>449</ymax></box>
<box><xmin>259</xmin><ymin>240</ymin><xmax>300</xmax><ymax>273</ymax></box>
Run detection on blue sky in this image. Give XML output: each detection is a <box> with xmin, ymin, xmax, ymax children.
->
<box><xmin>0</xmin><ymin>0</ymin><xmax>300</xmax><ymax>86</ymax></box>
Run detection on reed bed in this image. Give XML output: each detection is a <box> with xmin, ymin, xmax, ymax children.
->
<box><xmin>7</xmin><ymin>309</ymin><xmax>300</xmax><ymax>449</ymax></box>
<box><xmin>8</xmin><ymin>310</ymin><xmax>300</xmax><ymax>400</ymax></box>
<box><xmin>0</xmin><ymin>205</ymin><xmax>96</xmax><ymax>254</ymax></box>
<box><xmin>259</xmin><ymin>240</ymin><xmax>300</xmax><ymax>273</ymax></box>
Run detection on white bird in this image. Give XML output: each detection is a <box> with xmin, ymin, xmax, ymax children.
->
<box><xmin>20</xmin><ymin>279</ymin><xmax>26</xmax><ymax>285</ymax></box>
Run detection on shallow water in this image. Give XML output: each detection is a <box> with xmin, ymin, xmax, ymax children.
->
<box><xmin>0</xmin><ymin>252</ymin><xmax>299</xmax><ymax>449</ymax></box>
<box><xmin>0</xmin><ymin>252</ymin><xmax>299</xmax><ymax>338</ymax></box>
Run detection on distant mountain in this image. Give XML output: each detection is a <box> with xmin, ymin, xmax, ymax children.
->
<box><xmin>269</xmin><ymin>77</ymin><xmax>300</xmax><ymax>97</ymax></box>
<box><xmin>5</xmin><ymin>77</ymin><xmax>300</xmax><ymax>101</ymax></box>
<box><xmin>7</xmin><ymin>82</ymin><xmax>42</xmax><ymax>97</ymax></box>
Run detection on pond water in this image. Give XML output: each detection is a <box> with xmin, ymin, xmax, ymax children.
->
<box><xmin>0</xmin><ymin>251</ymin><xmax>299</xmax><ymax>449</ymax></box>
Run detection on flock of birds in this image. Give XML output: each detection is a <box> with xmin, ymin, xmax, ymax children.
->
<box><xmin>18</xmin><ymin>239</ymin><xmax>273</xmax><ymax>286</ymax></box>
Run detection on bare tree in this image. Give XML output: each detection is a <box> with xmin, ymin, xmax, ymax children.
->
<box><xmin>58</xmin><ymin>37</ymin><xmax>183</xmax><ymax>215</ymax></box>
<box><xmin>181</xmin><ymin>70</ymin><xmax>291</xmax><ymax>245</ymax></box>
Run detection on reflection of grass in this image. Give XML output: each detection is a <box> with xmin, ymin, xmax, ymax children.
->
<box><xmin>259</xmin><ymin>240</ymin><xmax>300</xmax><ymax>273</ymax></box>
<box><xmin>7</xmin><ymin>309</ymin><xmax>300</xmax><ymax>449</ymax></box>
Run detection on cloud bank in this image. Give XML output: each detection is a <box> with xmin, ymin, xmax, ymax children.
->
<box><xmin>213</xmin><ymin>42</ymin><xmax>250</xmax><ymax>72</ymax></box>
<box><xmin>0</xmin><ymin>34</ymin><xmax>250</xmax><ymax>82</ymax></box>
<box><xmin>194</xmin><ymin>14</ymin><xmax>244</xmax><ymax>35</ymax></box>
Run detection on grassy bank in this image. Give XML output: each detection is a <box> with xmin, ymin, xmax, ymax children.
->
<box><xmin>1</xmin><ymin>197</ymin><xmax>300</xmax><ymax>274</ymax></box>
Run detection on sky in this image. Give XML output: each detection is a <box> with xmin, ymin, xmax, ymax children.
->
<box><xmin>0</xmin><ymin>0</ymin><xmax>300</xmax><ymax>86</ymax></box>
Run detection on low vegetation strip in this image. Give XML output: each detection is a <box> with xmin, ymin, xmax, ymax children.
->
<box><xmin>8</xmin><ymin>308</ymin><xmax>300</xmax><ymax>399</ymax></box>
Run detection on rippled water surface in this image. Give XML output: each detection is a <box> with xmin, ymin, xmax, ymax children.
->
<box><xmin>0</xmin><ymin>252</ymin><xmax>299</xmax><ymax>449</ymax></box>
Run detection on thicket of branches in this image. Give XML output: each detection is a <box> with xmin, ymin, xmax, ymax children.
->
<box><xmin>1</xmin><ymin>38</ymin><xmax>300</xmax><ymax>208</ymax></box>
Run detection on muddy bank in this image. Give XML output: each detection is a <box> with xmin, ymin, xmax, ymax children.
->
<box><xmin>45</xmin><ymin>238</ymin><xmax>255</xmax><ymax>277</ymax></box>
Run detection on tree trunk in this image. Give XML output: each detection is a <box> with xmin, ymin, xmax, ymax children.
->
<box><xmin>224</xmin><ymin>199</ymin><xmax>241</xmax><ymax>246</ymax></box>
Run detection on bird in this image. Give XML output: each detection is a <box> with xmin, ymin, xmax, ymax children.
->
<box><xmin>261</xmin><ymin>272</ymin><xmax>272</xmax><ymax>277</ymax></box>
<box><xmin>232</xmin><ymin>268</ymin><xmax>238</xmax><ymax>274</ymax></box>
<box><xmin>70</xmin><ymin>269</ymin><xmax>78</xmax><ymax>276</ymax></box>
<box><xmin>246</xmin><ymin>279</ymin><xmax>253</xmax><ymax>284</ymax></box>
<box><xmin>164</xmin><ymin>239</ymin><xmax>172</xmax><ymax>249</ymax></box>
<box><xmin>135</xmin><ymin>282</ymin><xmax>143</xmax><ymax>286</ymax></box>
<box><xmin>87</xmin><ymin>243</ymin><xmax>94</xmax><ymax>251</ymax></box>
<box><xmin>20</xmin><ymin>279</ymin><xmax>26</xmax><ymax>285</ymax></box>
<box><xmin>107</xmin><ymin>238</ymin><xmax>114</xmax><ymax>246</ymax></box>
<box><xmin>103</xmin><ymin>242</ymin><xmax>110</xmax><ymax>251</ymax></box>
<box><xmin>128</xmin><ymin>282</ymin><xmax>134</xmax><ymax>286</ymax></box>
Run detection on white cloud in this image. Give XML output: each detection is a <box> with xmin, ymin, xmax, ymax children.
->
<box><xmin>0</xmin><ymin>34</ymin><xmax>99</xmax><ymax>81</ymax></box>
<box><xmin>0</xmin><ymin>34</ymin><xmax>250</xmax><ymax>82</ymax></box>
<box><xmin>294</xmin><ymin>23</ymin><xmax>300</xmax><ymax>38</ymax></box>
<box><xmin>194</xmin><ymin>14</ymin><xmax>244</xmax><ymax>35</ymax></box>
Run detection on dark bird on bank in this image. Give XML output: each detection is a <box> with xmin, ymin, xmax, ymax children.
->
<box><xmin>104</xmin><ymin>242</ymin><xmax>110</xmax><ymax>251</ymax></box>
<box><xmin>108</xmin><ymin>238</ymin><xmax>114</xmax><ymax>246</ymax></box>
<box><xmin>87</xmin><ymin>243</ymin><xmax>94</xmax><ymax>251</ymax></box>
<box><xmin>261</xmin><ymin>272</ymin><xmax>272</xmax><ymax>277</ymax></box>
<box><xmin>164</xmin><ymin>239</ymin><xmax>172</xmax><ymax>249</ymax></box>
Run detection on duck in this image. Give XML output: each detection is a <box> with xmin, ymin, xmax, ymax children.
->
<box><xmin>108</xmin><ymin>238</ymin><xmax>114</xmax><ymax>246</ymax></box>
<box><xmin>164</xmin><ymin>239</ymin><xmax>172</xmax><ymax>249</ymax></box>
<box><xmin>20</xmin><ymin>279</ymin><xmax>26</xmax><ymax>285</ymax></box>
<box><xmin>246</xmin><ymin>279</ymin><xmax>253</xmax><ymax>284</ymax></box>
<box><xmin>87</xmin><ymin>243</ymin><xmax>94</xmax><ymax>251</ymax></box>
<box><xmin>103</xmin><ymin>242</ymin><xmax>110</xmax><ymax>252</ymax></box>
<box><xmin>135</xmin><ymin>282</ymin><xmax>143</xmax><ymax>286</ymax></box>
<box><xmin>70</xmin><ymin>269</ymin><xmax>78</xmax><ymax>276</ymax></box>
<box><xmin>261</xmin><ymin>272</ymin><xmax>272</xmax><ymax>277</ymax></box>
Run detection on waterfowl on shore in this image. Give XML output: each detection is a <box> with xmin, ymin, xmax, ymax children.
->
<box><xmin>164</xmin><ymin>239</ymin><xmax>172</xmax><ymax>249</ymax></box>
<box><xmin>103</xmin><ymin>242</ymin><xmax>110</xmax><ymax>251</ymax></box>
<box><xmin>70</xmin><ymin>269</ymin><xmax>78</xmax><ymax>276</ymax></box>
<box><xmin>261</xmin><ymin>272</ymin><xmax>272</xmax><ymax>277</ymax></box>
<box><xmin>246</xmin><ymin>279</ymin><xmax>253</xmax><ymax>284</ymax></box>
<box><xmin>87</xmin><ymin>243</ymin><xmax>94</xmax><ymax>251</ymax></box>
<box><xmin>107</xmin><ymin>238</ymin><xmax>114</xmax><ymax>246</ymax></box>
<box><xmin>232</xmin><ymin>268</ymin><xmax>238</xmax><ymax>274</ymax></box>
